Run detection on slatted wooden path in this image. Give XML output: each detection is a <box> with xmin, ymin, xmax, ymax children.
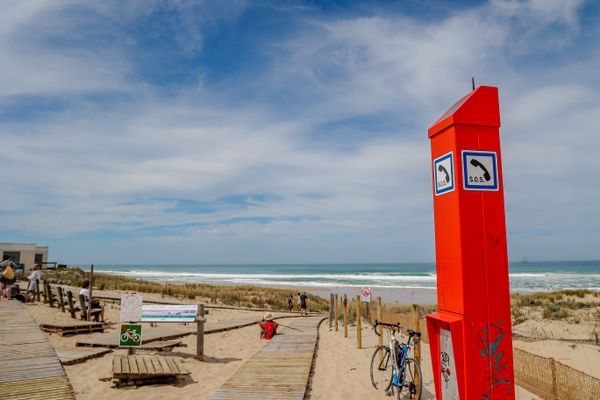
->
<box><xmin>57</xmin><ymin>348</ymin><xmax>112</xmax><ymax>365</ymax></box>
<box><xmin>76</xmin><ymin>314</ymin><xmax>298</xmax><ymax>349</ymax></box>
<box><xmin>76</xmin><ymin>327</ymin><xmax>192</xmax><ymax>348</ymax></box>
<box><xmin>209</xmin><ymin>316</ymin><xmax>323</xmax><ymax>400</ymax></box>
<box><xmin>112</xmin><ymin>355</ymin><xmax>190</xmax><ymax>386</ymax></box>
<box><xmin>40</xmin><ymin>321</ymin><xmax>104</xmax><ymax>336</ymax></box>
<box><xmin>0</xmin><ymin>300</ymin><xmax>75</xmax><ymax>400</ymax></box>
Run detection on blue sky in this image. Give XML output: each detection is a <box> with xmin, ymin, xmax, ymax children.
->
<box><xmin>1</xmin><ymin>0</ymin><xmax>599</xmax><ymax>264</ymax></box>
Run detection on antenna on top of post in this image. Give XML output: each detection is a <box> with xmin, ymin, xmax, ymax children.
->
<box><xmin>471</xmin><ymin>77</ymin><xmax>475</xmax><ymax>91</ymax></box>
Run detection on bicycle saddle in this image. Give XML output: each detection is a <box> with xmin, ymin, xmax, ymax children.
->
<box><xmin>407</xmin><ymin>329</ymin><xmax>422</xmax><ymax>337</ymax></box>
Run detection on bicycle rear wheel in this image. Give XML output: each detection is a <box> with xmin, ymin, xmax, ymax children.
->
<box><xmin>396</xmin><ymin>358</ymin><xmax>422</xmax><ymax>400</ymax></box>
<box><xmin>370</xmin><ymin>345</ymin><xmax>392</xmax><ymax>391</ymax></box>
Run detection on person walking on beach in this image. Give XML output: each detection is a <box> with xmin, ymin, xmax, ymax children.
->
<box><xmin>287</xmin><ymin>294</ymin><xmax>293</xmax><ymax>311</ymax></box>
<box><xmin>299</xmin><ymin>292</ymin><xmax>308</xmax><ymax>315</ymax></box>
<box><xmin>259</xmin><ymin>312</ymin><xmax>278</xmax><ymax>339</ymax></box>
<box><xmin>296</xmin><ymin>292</ymin><xmax>302</xmax><ymax>312</ymax></box>
<box><xmin>80</xmin><ymin>280</ymin><xmax>105</xmax><ymax>322</ymax></box>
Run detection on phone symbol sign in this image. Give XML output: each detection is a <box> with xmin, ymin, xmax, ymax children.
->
<box><xmin>433</xmin><ymin>152</ymin><xmax>455</xmax><ymax>196</ymax></box>
<box><xmin>462</xmin><ymin>150</ymin><xmax>498</xmax><ymax>191</ymax></box>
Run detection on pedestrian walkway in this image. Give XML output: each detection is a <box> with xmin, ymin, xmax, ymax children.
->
<box><xmin>0</xmin><ymin>300</ymin><xmax>75</xmax><ymax>400</ymax></box>
<box><xmin>209</xmin><ymin>316</ymin><xmax>324</xmax><ymax>400</ymax></box>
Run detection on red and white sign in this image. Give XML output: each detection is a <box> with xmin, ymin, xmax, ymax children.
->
<box><xmin>360</xmin><ymin>287</ymin><xmax>372</xmax><ymax>302</ymax></box>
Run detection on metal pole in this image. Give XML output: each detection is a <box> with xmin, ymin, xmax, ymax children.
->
<box><xmin>197</xmin><ymin>304</ymin><xmax>205</xmax><ymax>360</ymax></box>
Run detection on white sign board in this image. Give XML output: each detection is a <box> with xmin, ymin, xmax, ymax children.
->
<box><xmin>462</xmin><ymin>150</ymin><xmax>498</xmax><ymax>191</ymax></box>
<box><xmin>120</xmin><ymin>293</ymin><xmax>143</xmax><ymax>323</ymax></box>
<box><xmin>440</xmin><ymin>327</ymin><xmax>459</xmax><ymax>400</ymax></box>
<box><xmin>434</xmin><ymin>152</ymin><xmax>455</xmax><ymax>196</ymax></box>
<box><xmin>141</xmin><ymin>304</ymin><xmax>198</xmax><ymax>323</ymax></box>
<box><xmin>360</xmin><ymin>287</ymin><xmax>372</xmax><ymax>302</ymax></box>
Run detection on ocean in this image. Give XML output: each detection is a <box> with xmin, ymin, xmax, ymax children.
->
<box><xmin>90</xmin><ymin>260</ymin><xmax>600</xmax><ymax>293</ymax></box>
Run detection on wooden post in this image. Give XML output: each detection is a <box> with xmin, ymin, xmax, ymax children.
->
<box><xmin>411</xmin><ymin>304</ymin><xmax>421</xmax><ymax>363</ymax></box>
<box><xmin>356</xmin><ymin>296</ymin><xmax>362</xmax><ymax>349</ymax></box>
<box><xmin>87</xmin><ymin>264</ymin><xmax>94</xmax><ymax>322</ymax></box>
<box><xmin>35</xmin><ymin>279</ymin><xmax>41</xmax><ymax>301</ymax></box>
<box><xmin>329</xmin><ymin>293</ymin><xmax>333</xmax><ymax>329</ymax></box>
<box><xmin>334</xmin><ymin>294</ymin><xmax>339</xmax><ymax>332</ymax></box>
<box><xmin>197</xmin><ymin>304</ymin><xmax>205</xmax><ymax>360</ymax></box>
<box><xmin>550</xmin><ymin>358</ymin><xmax>558</xmax><ymax>400</ymax></box>
<box><xmin>377</xmin><ymin>297</ymin><xmax>383</xmax><ymax>348</ymax></box>
<box><xmin>342</xmin><ymin>294</ymin><xmax>348</xmax><ymax>338</ymax></box>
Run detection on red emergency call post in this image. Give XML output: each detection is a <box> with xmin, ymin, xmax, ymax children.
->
<box><xmin>426</xmin><ymin>86</ymin><xmax>515</xmax><ymax>399</ymax></box>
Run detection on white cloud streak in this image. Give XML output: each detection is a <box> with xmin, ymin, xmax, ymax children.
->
<box><xmin>0</xmin><ymin>0</ymin><xmax>598</xmax><ymax>263</ymax></box>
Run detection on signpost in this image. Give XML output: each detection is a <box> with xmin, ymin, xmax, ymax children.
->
<box><xmin>425</xmin><ymin>86</ymin><xmax>515</xmax><ymax>399</ymax></box>
<box><xmin>360</xmin><ymin>287</ymin><xmax>371</xmax><ymax>302</ymax></box>
<box><xmin>120</xmin><ymin>293</ymin><xmax>143</xmax><ymax>323</ymax></box>
<box><xmin>141</xmin><ymin>304</ymin><xmax>199</xmax><ymax>323</ymax></box>
<box><xmin>119</xmin><ymin>323</ymin><xmax>143</xmax><ymax>348</ymax></box>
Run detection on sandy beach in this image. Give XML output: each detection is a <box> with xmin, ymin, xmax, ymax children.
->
<box><xmin>7</xmin><ymin>282</ymin><xmax>597</xmax><ymax>400</ymax></box>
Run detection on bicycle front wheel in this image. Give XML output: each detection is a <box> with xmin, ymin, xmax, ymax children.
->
<box><xmin>370</xmin><ymin>345</ymin><xmax>393</xmax><ymax>391</ymax></box>
<box><xmin>396</xmin><ymin>358</ymin><xmax>422</xmax><ymax>400</ymax></box>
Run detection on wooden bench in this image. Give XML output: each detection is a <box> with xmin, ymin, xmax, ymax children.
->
<box><xmin>43</xmin><ymin>282</ymin><xmax>56</xmax><ymax>307</ymax></box>
<box><xmin>66</xmin><ymin>290</ymin><xmax>81</xmax><ymax>319</ymax></box>
<box><xmin>79</xmin><ymin>294</ymin><xmax>101</xmax><ymax>321</ymax></box>
<box><xmin>56</xmin><ymin>286</ymin><xmax>68</xmax><ymax>313</ymax></box>
<box><xmin>112</xmin><ymin>355</ymin><xmax>190</xmax><ymax>387</ymax></box>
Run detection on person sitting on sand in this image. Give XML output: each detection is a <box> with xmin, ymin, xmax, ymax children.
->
<box><xmin>80</xmin><ymin>280</ymin><xmax>105</xmax><ymax>322</ymax></box>
<box><xmin>259</xmin><ymin>312</ymin><xmax>278</xmax><ymax>339</ymax></box>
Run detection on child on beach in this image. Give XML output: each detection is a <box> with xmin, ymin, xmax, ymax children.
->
<box><xmin>259</xmin><ymin>312</ymin><xmax>278</xmax><ymax>339</ymax></box>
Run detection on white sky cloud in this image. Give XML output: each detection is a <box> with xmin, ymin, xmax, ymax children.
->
<box><xmin>0</xmin><ymin>0</ymin><xmax>598</xmax><ymax>263</ymax></box>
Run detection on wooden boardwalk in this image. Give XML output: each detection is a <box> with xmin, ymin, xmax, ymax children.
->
<box><xmin>76</xmin><ymin>314</ymin><xmax>298</xmax><ymax>348</ymax></box>
<box><xmin>209</xmin><ymin>316</ymin><xmax>323</xmax><ymax>400</ymax></box>
<box><xmin>0</xmin><ymin>301</ymin><xmax>75</xmax><ymax>400</ymax></box>
<box><xmin>57</xmin><ymin>348</ymin><xmax>112</xmax><ymax>365</ymax></box>
<box><xmin>40</xmin><ymin>321</ymin><xmax>104</xmax><ymax>336</ymax></box>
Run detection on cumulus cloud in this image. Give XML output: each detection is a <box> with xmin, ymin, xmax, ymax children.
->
<box><xmin>0</xmin><ymin>0</ymin><xmax>597</xmax><ymax>263</ymax></box>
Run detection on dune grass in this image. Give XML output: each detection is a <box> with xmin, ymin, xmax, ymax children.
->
<box><xmin>41</xmin><ymin>268</ymin><xmax>329</xmax><ymax>312</ymax></box>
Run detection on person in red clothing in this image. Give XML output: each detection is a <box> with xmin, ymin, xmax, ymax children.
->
<box><xmin>259</xmin><ymin>312</ymin><xmax>278</xmax><ymax>339</ymax></box>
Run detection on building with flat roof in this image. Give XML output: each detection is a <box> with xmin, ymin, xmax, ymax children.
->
<box><xmin>0</xmin><ymin>243</ymin><xmax>48</xmax><ymax>272</ymax></box>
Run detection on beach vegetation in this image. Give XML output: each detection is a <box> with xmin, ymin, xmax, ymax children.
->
<box><xmin>39</xmin><ymin>268</ymin><xmax>329</xmax><ymax>312</ymax></box>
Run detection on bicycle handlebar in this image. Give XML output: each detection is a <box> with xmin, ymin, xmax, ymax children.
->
<box><xmin>372</xmin><ymin>320</ymin><xmax>422</xmax><ymax>339</ymax></box>
<box><xmin>372</xmin><ymin>320</ymin><xmax>402</xmax><ymax>336</ymax></box>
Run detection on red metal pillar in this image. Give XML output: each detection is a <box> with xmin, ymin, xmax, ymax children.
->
<box><xmin>426</xmin><ymin>86</ymin><xmax>515</xmax><ymax>399</ymax></box>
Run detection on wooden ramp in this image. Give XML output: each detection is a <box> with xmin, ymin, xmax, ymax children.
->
<box><xmin>76</xmin><ymin>327</ymin><xmax>192</xmax><ymax>348</ymax></box>
<box><xmin>76</xmin><ymin>314</ymin><xmax>298</xmax><ymax>349</ymax></box>
<box><xmin>0</xmin><ymin>301</ymin><xmax>75</xmax><ymax>400</ymax></box>
<box><xmin>209</xmin><ymin>316</ymin><xmax>323</xmax><ymax>400</ymax></box>
<box><xmin>40</xmin><ymin>321</ymin><xmax>104</xmax><ymax>336</ymax></box>
<box><xmin>57</xmin><ymin>348</ymin><xmax>112</xmax><ymax>365</ymax></box>
<box><xmin>112</xmin><ymin>355</ymin><xmax>190</xmax><ymax>387</ymax></box>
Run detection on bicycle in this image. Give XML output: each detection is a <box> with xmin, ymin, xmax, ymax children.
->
<box><xmin>370</xmin><ymin>320</ymin><xmax>422</xmax><ymax>399</ymax></box>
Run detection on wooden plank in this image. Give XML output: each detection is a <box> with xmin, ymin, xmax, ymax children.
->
<box><xmin>0</xmin><ymin>301</ymin><xmax>75</xmax><ymax>400</ymax></box>
<box><xmin>208</xmin><ymin>316</ymin><xmax>324</xmax><ymax>400</ymax></box>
